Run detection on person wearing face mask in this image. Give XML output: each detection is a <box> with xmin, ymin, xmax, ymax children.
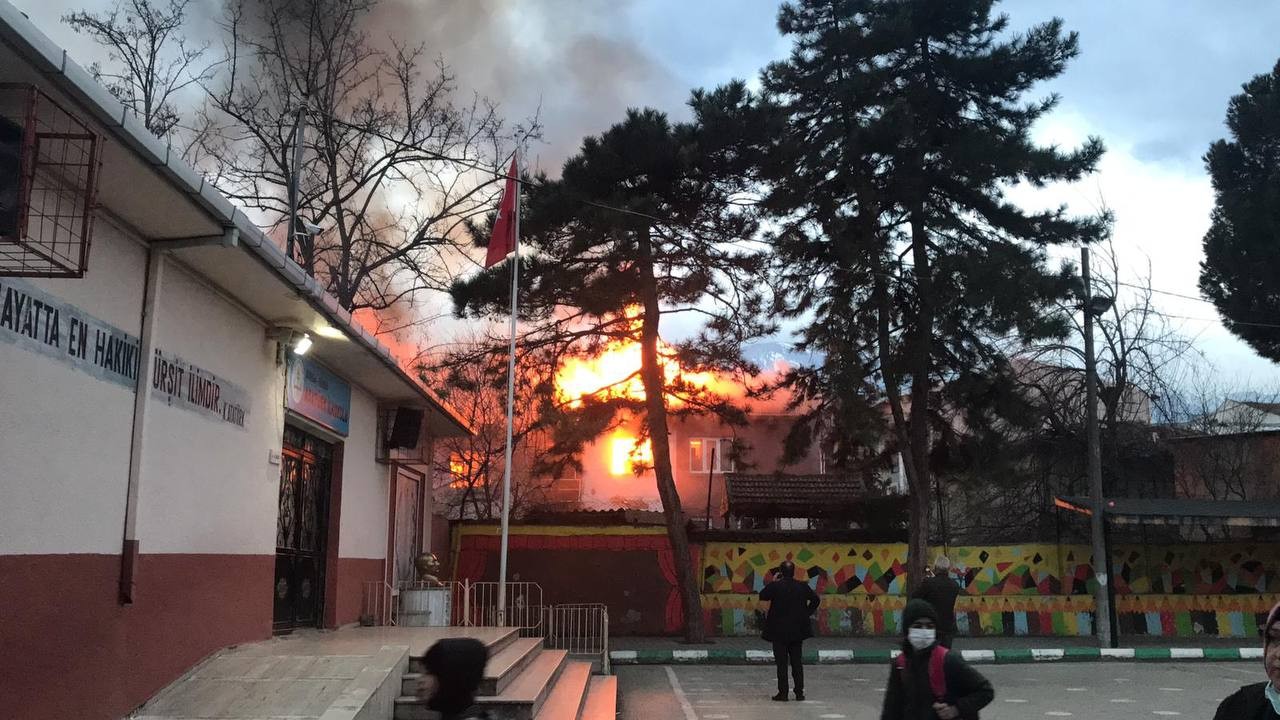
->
<box><xmin>1213</xmin><ymin>601</ymin><xmax>1280</xmax><ymax>719</ymax></box>
<box><xmin>881</xmin><ymin>599</ymin><xmax>994</xmax><ymax>720</ymax></box>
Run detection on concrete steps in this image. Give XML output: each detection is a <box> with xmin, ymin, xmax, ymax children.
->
<box><xmin>579</xmin><ymin>675</ymin><xmax>617</xmax><ymax>720</ymax></box>
<box><xmin>401</xmin><ymin>636</ymin><xmax>544</xmax><ymax>697</ymax></box>
<box><xmin>394</xmin><ymin>641</ymin><xmax>616</xmax><ymax>720</ymax></box>
<box><xmin>532</xmin><ymin>661</ymin><xmax>592</xmax><ymax>720</ymax></box>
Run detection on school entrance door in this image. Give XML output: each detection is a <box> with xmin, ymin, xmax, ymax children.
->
<box><xmin>273</xmin><ymin>425</ymin><xmax>332</xmax><ymax>632</ymax></box>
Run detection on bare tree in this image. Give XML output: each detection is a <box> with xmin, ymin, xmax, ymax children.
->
<box><xmin>422</xmin><ymin>339</ymin><xmax>561</xmax><ymax>521</ymax></box>
<box><xmin>1028</xmin><ymin>240</ymin><xmax>1200</xmax><ymax>429</ymax></box>
<box><xmin>63</xmin><ymin>0</ymin><xmax>211</xmax><ymax>139</ymax></box>
<box><xmin>941</xmin><ymin>241</ymin><xmax>1200</xmax><ymax>543</ymax></box>
<box><xmin>1167</xmin><ymin>385</ymin><xmax>1280</xmax><ymax>498</ymax></box>
<box><xmin>199</xmin><ymin>0</ymin><xmax>537</xmax><ymax>313</ymax></box>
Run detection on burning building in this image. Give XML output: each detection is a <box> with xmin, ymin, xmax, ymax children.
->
<box><xmin>495</xmin><ymin>335</ymin><xmax>828</xmax><ymax>526</ymax></box>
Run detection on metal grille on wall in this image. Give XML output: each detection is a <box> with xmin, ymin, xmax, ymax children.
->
<box><xmin>0</xmin><ymin>84</ymin><xmax>100</xmax><ymax>278</ymax></box>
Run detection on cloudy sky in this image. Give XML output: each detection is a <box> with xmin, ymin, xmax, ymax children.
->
<box><xmin>13</xmin><ymin>0</ymin><xmax>1280</xmax><ymax>387</ymax></box>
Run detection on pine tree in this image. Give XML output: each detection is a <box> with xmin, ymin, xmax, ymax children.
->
<box><xmin>699</xmin><ymin>0</ymin><xmax>1107</xmax><ymax>586</ymax></box>
<box><xmin>1200</xmin><ymin>60</ymin><xmax>1280</xmax><ymax>361</ymax></box>
<box><xmin>451</xmin><ymin>109</ymin><xmax>770</xmax><ymax>642</ymax></box>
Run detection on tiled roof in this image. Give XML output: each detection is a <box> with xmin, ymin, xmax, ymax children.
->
<box><xmin>518</xmin><ymin>508</ymin><xmax>668</xmax><ymax>526</ymax></box>
<box><xmin>1237</xmin><ymin>400</ymin><xmax>1280</xmax><ymax>415</ymax></box>
<box><xmin>725</xmin><ymin>473</ymin><xmax>868</xmax><ymax>517</ymax></box>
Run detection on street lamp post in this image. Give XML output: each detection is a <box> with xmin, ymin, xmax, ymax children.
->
<box><xmin>1081</xmin><ymin>247</ymin><xmax>1114</xmax><ymax>648</ymax></box>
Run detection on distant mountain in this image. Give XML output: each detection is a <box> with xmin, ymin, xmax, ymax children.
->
<box><xmin>742</xmin><ymin>340</ymin><xmax>821</xmax><ymax>369</ymax></box>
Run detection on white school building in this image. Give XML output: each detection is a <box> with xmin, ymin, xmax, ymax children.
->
<box><xmin>0</xmin><ymin>5</ymin><xmax>469</xmax><ymax>718</ymax></box>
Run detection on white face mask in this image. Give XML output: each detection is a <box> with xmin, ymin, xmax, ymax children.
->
<box><xmin>907</xmin><ymin>628</ymin><xmax>936</xmax><ymax>651</ymax></box>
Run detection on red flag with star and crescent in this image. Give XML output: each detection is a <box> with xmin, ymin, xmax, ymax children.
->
<box><xmin>485</xmin><ymin>158</ymin><xmax>519</xmax><ymax>268</ymax></box>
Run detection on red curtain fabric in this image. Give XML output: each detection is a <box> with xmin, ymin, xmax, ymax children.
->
<box><xmin>454</xmin><ymin>548</ymin><xmax>488</xmax><ymax>583</ymax></box>
<box><xmin>456</xmin><ymin>530</ymin><xmax>698</xmax><ymax>633</ymax></box>
<box><xmin>655</xmin><ymin>545</ymin><xmax>682</xmax><ymax>633</ymax></box>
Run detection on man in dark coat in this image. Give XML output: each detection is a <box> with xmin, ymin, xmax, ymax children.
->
<box><xmin>881</xmin><ymin>599</ymin><xmax>994</xmax><ymax>720</ymax></box>
<box><xmin>760</xmin><ymin>559</ymin><xmax>820</xmax><ymax>701</ymax></box>
<box><xmin>911</xmin><ymin>555</ymin><xmax>960</xmax><ymax>648</ymax></box>
<box><xmin>1214</xmin><ymin>601</ymin><xmax>1280</xmax><ymax>719</ymax></box>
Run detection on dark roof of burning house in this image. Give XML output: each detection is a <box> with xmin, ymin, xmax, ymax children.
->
<box><xmin>725</xmin><ymin>473</ymin><xmax>869</xmax><ymax>518</ymax></box>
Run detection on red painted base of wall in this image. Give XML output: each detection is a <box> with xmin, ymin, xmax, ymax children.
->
<box><xmin>0</xmin><ymin>553</ymin><xmax>273</xmax><ymax>720</ymax></box>
<box><xmin>331</xmin><ymin>557</ymin><xmax>385</xmax><ymax>627</ymax></box>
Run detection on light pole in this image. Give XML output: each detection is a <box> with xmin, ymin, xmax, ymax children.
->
<box><xmin>1081</xmin><ymin>247</ymin><xmax>1114</xmax><ymax>648</ymax></box>
<box><xmin>286</xmin><ymin>103</ymin><xmax>307</xmax><ymax>264</ymax></box>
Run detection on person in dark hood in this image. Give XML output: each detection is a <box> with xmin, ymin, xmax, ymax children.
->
<box><xmin>1214</xmin><ymin>601</ymin><xmax>1280</xmax><ymax>719</ymax></box>
<box><xmin>416</xmin><ymin>638</ymin><xmax>490</xmax><ymax>720</ymax></box>
<box><xmin>760</xmin><ymin>559</ymin><xmax>821</xmax><ymax>701</ymax></box>
<box><xmin>881</xmin><ymin>599</ymin><xmax>993</xmax><ymax>720</ymax></box>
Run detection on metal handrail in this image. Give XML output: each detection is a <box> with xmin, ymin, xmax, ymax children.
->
<box><xmin>448</xmin><ymin>580</ymin><xmax>544</xmax><ymax>634</ymax></box>
<box><xmin>544</xmin><ymin>603</ymin><xmax>611</xmax><ymax>674</ymax></box>
<box><xmin>361</xmin><ymin>580</ymin><xmax>397</xmax><ymax>626</ymax></box>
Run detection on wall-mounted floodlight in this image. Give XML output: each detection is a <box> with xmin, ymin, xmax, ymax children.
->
<box><xmin>292</xmin><ymin>333</ymin><xmax>313</xmax><ymax>356</ymax></box>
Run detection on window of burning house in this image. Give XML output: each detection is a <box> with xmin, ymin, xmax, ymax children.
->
<box><xmin>0</xmin><ymin>84</ymin><xmax>101</xmax><ymax>278</ymax></box>
<box><xmin>689</xmin><ymin>438</ymin><xmax>735</xmax><ymax>473</ymax></box>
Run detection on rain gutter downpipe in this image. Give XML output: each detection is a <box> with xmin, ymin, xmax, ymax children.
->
<box><xmin>119</xmin><ymin>247</ymin><xmax>164</xmax><ymax>604</ymax></box>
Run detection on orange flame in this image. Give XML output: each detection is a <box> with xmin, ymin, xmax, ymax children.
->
<box><xmin>609</xmin><ymin>433</ymin><xmax>653</xmax><ymax>476</ymax></box>
<box><xmin>555</xmin><ymin>340</ymin><xmax>731</xmax><ymax>408</ymax></box>
<box><xmin>550</xmin><ymin>310</ymin><xmax>756</xmax><ymax>480</ymax></box>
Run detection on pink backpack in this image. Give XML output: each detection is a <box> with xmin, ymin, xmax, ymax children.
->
<box><xmin>893</xmin><ymin>646</ymin><xmax>948</xmax><ymax>701</ymax></box>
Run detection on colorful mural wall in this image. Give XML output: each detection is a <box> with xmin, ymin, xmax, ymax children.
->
<box><xmin>701</xmin><ymin>541</ymin><xmax>1280</xmax><ymax>638</ymax></box>
<box><xmin>453</xmin><ymin>525</ymin><xmax>1280</xmax><ymax>639</ymax></box>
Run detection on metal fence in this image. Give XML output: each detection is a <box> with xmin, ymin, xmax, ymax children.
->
<box><xmin>362</xmin><ymin>580</ymin><xmax>610</xmax><ymax>674</ymax></box>
<box><xmin>451</xmin><ymin>580</ymin><xmax>544</xmax><ymax>635</ymax></box>
<box><xmin>361</xmin><ymin>580</ymin><xmax>397</xmax><ymax>626</ymax></box>
<box><xmin>544</xmin><ymin>603</ymin><xmax>610</xmax><ymax>674</ymax></box>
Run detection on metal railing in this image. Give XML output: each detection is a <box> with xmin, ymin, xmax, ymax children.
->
<box><xmin>543</xmin><ymin>603</ymin><xmax>610</xmax><ymax>674</ymax></box>
<box><xmin>363</xmin><ymin>579</ymin><xmax>610</xmax><ymax>674</ymax></box>
<box><xmin>361</xmin><ymin>580</ymin><xmax>397</xmax><ymax>626</ymax></box>
<box><xmin>451</xmin><ymin>580</ymin><xmax>544</xmax><ymax>635</ymax></box>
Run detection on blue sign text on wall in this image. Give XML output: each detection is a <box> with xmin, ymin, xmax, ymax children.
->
<box><xmin>286</xmin><ymin>354</ymin><xmax>351</xmax><ymax>436</ymax></box>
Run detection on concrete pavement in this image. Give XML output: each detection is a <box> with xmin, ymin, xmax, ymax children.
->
<box><xmin>617</xmin><ymin>662</ymin><xmax>1261</xmax><ymax>719</ymax></box>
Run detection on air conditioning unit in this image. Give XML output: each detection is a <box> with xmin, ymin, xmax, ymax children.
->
<box><xmin>377</xmin><ymin>406</ymin><xmax>425</xmax><ymax>463</ymax></box>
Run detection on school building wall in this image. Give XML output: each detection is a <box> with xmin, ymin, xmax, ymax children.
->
<box><xmin>0</xmin><ymin>219</ymin><xmax>395</xmax><ymax>720</ymax></box>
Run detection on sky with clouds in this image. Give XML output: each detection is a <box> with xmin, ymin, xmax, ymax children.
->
<box><xmin>11</xmin><ymin>0</ymin><xmax>1280</xmax><ymax>387</ymax></box>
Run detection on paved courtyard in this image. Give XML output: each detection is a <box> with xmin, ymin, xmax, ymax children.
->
<box><xmin>617</xmin><ymin>662</ymin><xmax>1261</xmax><ymax>719</ymax></box>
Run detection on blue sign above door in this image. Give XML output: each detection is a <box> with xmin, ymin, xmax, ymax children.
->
<box><xmin>285</xmin><ymin>354</ymin><xmax>351</xmax><ymax>436</ymax></box>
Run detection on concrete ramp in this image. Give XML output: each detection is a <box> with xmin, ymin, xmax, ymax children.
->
<box><xmin>131</xmin><ymin>627</ymin><xmax>515</xmax><ymax>720</ymax></box>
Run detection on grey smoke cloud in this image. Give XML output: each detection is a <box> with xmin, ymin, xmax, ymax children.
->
<box><xmin>364</xmin><ymin>0</ymin><xmax>689</xmax><ymax>175</ymax></box>
<box><xmin>12</xmin><ymin>0</ymin><xmax>784</xmax><ymax>177</ymax></box>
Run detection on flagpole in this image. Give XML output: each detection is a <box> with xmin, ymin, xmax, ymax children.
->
<box><xmin>496</xmin><ymin>154</ymin><xmax>519</xmax><ymax>628</ymax></box>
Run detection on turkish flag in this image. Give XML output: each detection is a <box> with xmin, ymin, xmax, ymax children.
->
<box><xmin>484</xmin><ymin>158</ymin><xmax>519</xmax><ymax>268</ymax></box>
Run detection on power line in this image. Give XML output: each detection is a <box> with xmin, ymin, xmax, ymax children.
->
<box><xmin>1114</xmin><ymin>280</ymin><xmax>1209</xmax><ymax>304</ymax></box>
<box><xmin>1161</xmin><ymin>312</ymin><xmax>1280</xmax><ymax>331</ymax></box>
<box><xmin>1111</xmin><ymin>280</ymin><xmax>1280</xmax><ymax>329</ymax></box>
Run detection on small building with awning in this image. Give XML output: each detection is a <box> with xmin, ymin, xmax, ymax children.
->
<box><xmin>723</xmin><ymin>472</ymin><xmax>908</xmax><ymax>533</ymax></box>
<box><xmin>1054</xmin><ymin>496</ymin><xmax>1280</xmax><ymax>528</ymax></box>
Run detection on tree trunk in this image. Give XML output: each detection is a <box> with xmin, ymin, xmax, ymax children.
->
<box><xmin>637</xmin><ymin>226</ymin><xmax>705</xmax><ymax>643</ymax></box>
<box><xmin>905</xmin><ymin>212</ymin><xmax>934</xmax><ymax>592</ymax></box>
